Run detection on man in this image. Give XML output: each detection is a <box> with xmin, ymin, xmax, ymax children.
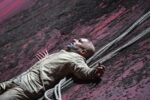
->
<box><xmin>0</xmin><ymin>38</ymin><xmax>105</xmax><ymax>100</ymax></box>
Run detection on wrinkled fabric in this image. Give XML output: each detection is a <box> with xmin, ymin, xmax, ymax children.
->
<box><xmin>0</xmin><ymin>50</ymin><xmax>96</xmax><ymax>99</ymax></box>
<box><xmin>0</xmin><ymin>86</ymin><xmax>29</xmax><ymax>100</ymax></box>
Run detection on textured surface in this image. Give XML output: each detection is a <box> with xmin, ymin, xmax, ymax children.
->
<box><xmin>0</xmin><ymin>0</ymin><xmax>150</xmax><ymax>100</ymax></box>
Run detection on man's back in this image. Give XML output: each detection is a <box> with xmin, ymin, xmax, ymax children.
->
<box><xmin>11</xmin><ymin>50</ymin><xmax>85</xmax><ymax>98</ymax></box>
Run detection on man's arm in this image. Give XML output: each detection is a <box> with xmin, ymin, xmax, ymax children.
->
<box><xmin>70</xmin><ymin>59</ymin><xmax>105</xmax><ymax>80</ymax></box>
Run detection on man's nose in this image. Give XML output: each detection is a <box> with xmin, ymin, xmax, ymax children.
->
<box><xmin>73</xmin><ymin>39</ymin><xmax>78</xmax><ymax>42</ymax></box>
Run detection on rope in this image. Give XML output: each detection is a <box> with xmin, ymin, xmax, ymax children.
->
<box><xmin>91</xmin><ymin>27</ymin><xmax>150</xmax><ymax>67</ymax></box>
<box><xmin>44</xmin><ymin>78</ymin><xmax>67</xmax><ymax>100</ymax></box>
<box><xmin>87</xmin><ymin>10</ymin><xmax>150</xmax><ymax>64</ymax></box>
<box><xmin>44</xmin><ymin>10</ymin><xmax>150</xmax><ymax>100</ymax></box>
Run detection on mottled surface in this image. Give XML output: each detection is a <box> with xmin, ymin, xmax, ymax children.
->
<box><xmin>0</xmin><ymin>0</ymin><xmax>150</xmax><ymax>100</ymax></box>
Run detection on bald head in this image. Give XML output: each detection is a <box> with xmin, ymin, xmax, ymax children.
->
<box><xmin>80</xmin><ymin>38</ymin><xmax>95</xmax><ymax>58</ymax></box>
<box><xmin>67</xmin><ymin>38</ymin><xmax>95</xmax><ymax>59</ymax></box>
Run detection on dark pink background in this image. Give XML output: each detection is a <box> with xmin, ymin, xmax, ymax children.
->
<box><xmin>0</xmin><ymin>0</ymin><xmax>149</xmax><ymax>100</ymax></box>
<box><xmin>0</xmin><ymin>0</ymin><xmax>35</xmax><ymax>23</ymax></box>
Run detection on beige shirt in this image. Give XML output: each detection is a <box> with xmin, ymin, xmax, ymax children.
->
<box><xmin>1</xmin><ymin>50</ymin><xmax>96</xmax><ymax>96</ymax></box>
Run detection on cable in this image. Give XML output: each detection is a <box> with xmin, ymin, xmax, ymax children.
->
<box><xmin>87</xmin><ymin>10</ymin><xmax>150</xmax><ymax>64</ymax></box>
<box><xmin>44</xmin><ymin>78</ymin><xmax>67</xmax><ymax>100</ymax></box>
<box><xmin>91</xmin><ymin>27</ymin><xmax>150</xmax><ymax>68</ymax></box>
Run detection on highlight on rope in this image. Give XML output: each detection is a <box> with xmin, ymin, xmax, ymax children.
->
<box><xmin>38</xmin><ymin>10</ymin><xmax>150</xmax><ymax>100</ymax></box>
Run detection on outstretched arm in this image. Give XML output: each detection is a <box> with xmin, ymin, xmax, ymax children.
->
<box><xmin>70</xmin><ymin>59</ymin><xmax>105</xmax><ymax>80</ymax></box>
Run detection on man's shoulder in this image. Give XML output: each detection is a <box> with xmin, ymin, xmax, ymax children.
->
<box><xmin>61</xmin><ymin>50</ymin><xmax>84</xmax><ymax>57</ymax></box>
<box><xmin>58</xmin><ymin>50</ymin><xmax>85</xmax><ymax>61</ymax></box>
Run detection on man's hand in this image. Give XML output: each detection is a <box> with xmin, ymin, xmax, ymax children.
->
<box><xmin>36</xmin><ymin>49</ymin><xmax>49</xmax><ymax>60</ymax></box>
<box><xmin>95</xmin><ymin>63</ymin><xmax>105</xmax><ymax>77</ymax></box>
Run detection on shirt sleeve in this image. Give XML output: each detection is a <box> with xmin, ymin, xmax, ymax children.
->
<box><xmin>69</xmin><ymin>58</ymin><xmax>97</xmax><ymax>80</ymax></box>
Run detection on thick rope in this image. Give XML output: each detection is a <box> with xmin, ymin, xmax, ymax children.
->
<box><xmin>43</xmin><ymin>11</ymin><xmax>150</xmax><ymax>100</ymax></box>
<box><xmin>91</xmin><ymin>27</ymin><xmax>150</xmax><ymax>67</ymax></box>
<box><xmin>44</xmin><ymin>78</ymin><xmax>67</xmax><ymax>100</ymax></box>
<box><xmin>87</xmin><ymin>10</ymin><xmax>150</xmax><ymax>63</ymax></box>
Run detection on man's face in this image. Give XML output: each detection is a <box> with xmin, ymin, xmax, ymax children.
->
<box><xmin>72</xmin><ymin>38</ymin><xmax>89</xmax><ymax>49</ymax></box>
<box><xmin>67</xmin><ymin>38</ymin><xmax>93</xmax><ymax>58</ymax></box>
<box><xmin>67</xmin><ymin>38</ymin><xmax>89</xmax><ymax>51</ymax></box>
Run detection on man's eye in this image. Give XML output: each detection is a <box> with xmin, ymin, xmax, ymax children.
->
<box><xmin>79</xmin><ymin>39</ymin><xmax>82</xmax><ymax>42</ymax></box>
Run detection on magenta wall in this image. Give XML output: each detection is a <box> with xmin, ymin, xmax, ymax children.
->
<box><xmin>0</xmin><ymin>0</ymin><xmax>35</xmax><ymax>23</ymax></box>
<box><xmin>0</xmin><ymin>0</ymin><xmax>150</xmax><ymax>100</ymax></box>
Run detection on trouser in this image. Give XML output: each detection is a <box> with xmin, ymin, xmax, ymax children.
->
<box><xmin>0</xmin><ymin>81</ymin><xmax>29</xmax><ymax>100</ymax></box>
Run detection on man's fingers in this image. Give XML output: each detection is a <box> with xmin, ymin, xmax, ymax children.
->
<box><xmin>36</xmin><ymin>53</ymin><xmax>43</xmax><ymax>60</ymax></box>
<box><xmin>44</xmin><ymin>50</ymin><xmax>48</xmax><ymax>56</ymax></box>
<box><xmin>97</xmin><ymin>63</ymin><xmax>105</xmax><ymax>68</ymax></box>
<box><xmin>39</xmin><ymin>51</ymin><xmax>45</xmax><ymax>57</ymax></box>
<box><xmin>40</xmin><ymin>49</ymin><xmax>48</xmax><ymax>56</ymax></box>
<box><xmin>36</xmin><ymin>49</ymin><xmax>49</xmax><ymax>60</ymax></box>
<box><xmin>36</xmin><ymin>54</ymin><xmax>41</xmax><ymax>60</ymax></box>
<box><xmin>36</xmin><ymin>52</ymin><xmax>45</xmax><ymax>60</ymax></box>
<box><xmin>95</xmin><ymin>64</ymin><xmax>105</xmax><ymax>77</ymax></box>
<box><xmin>36</xmin><ymin>55</ymin><xmax>40</xmax><ymax>60</ymax></box>
<box><xmin>99</xmin><ymin>65</ymin><xmax>105</xmax><ymax>70</ymax></box>
<box><xmin>97</xmin><ymin>73</ymin><xmax>101</xmax><ymax>77</ymax></box>
<box><xmin>96</xmin><ymin>66</ymin><xmax>105</xmax><ymax>74</ymax></box>
<box><xmin>42</xmin><ymin>49</ymin><xmax>46</xmax><ymax>55</ymax></box>
<box><xmin>45</xmin><ymin>49</ymin><xmax>48</xmax><ymax>55</ymax></box>
<box><xmin>99</xmin><ymin>66</ymin><xmax>103</xmax><ymax>69</ymax></box>
<box><xmin>97</xmin><ymin>66</ymin><xmax>105</xmax><ymax>70</ymax></box>
<box><xmin>101</xmin><ymin>65</ymin><xmax>105</xmax><ymax>68</ymax></box>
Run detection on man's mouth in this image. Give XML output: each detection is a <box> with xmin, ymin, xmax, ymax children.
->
<box><xmin>70</xmin><ymin>42</ymin><xmax>75</xmax><ymax>46</ymax></box>
<box><xmin>69</xmin><ymin>43</ymin><xmax>73</xmax><ymax>46</ymax></box>
<box><xmin>67</xmin><ymin>42</ymin><xmax>77</xmax><ymax>50</ymax></box>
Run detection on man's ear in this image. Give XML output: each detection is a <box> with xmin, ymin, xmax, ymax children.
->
<box><xmin>80</xmin><ymin>49</ymin><xmax>87</xmax><ymax>55</ymax></box>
